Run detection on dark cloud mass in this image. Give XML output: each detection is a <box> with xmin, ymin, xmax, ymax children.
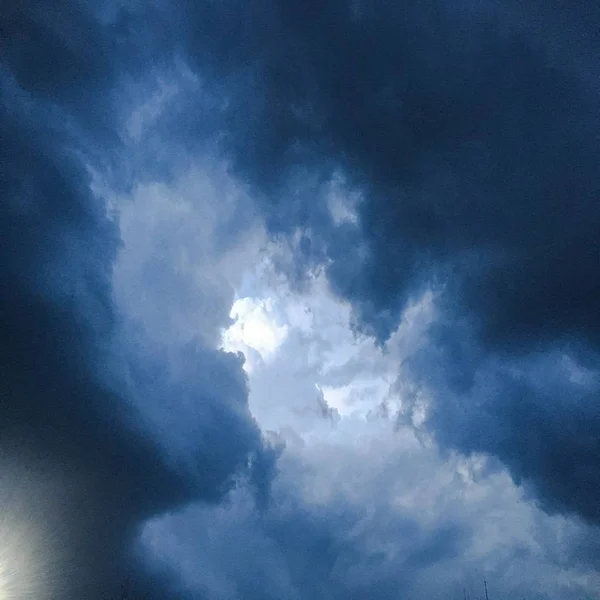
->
<box><xmin>0</xmin><ymin>2</ymin><xmax>269</xmax><ymax>598</ymax></box>
<box><xmin>176</xmin><ymin>0</ymin><xmax>600</xmax><ymax>348</ymax></box>
<box><xmin>168</xmin><ymin>0</ymin><xmax>600</xmax><ymax>525</ymax></box>
<box><xmin>2</xmin><ymin>0</ymin><xmax>600</xmax><ymax>598</ymax></box>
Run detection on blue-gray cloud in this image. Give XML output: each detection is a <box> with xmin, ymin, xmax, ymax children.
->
<box><xmin>4</xmin><ymin>0</ymin><xmax>600</xmax><ymax>597</ymax></box>
<box><xmin>164</xmin><ymin>0</ymin><xmax>600</xmax><ymax>527</ymax></box>
<box><xmin>0</xmin><ymin>3</ymin><xmax>271</xmax><ymax>598</ymax></box>
<box><xmin>143</xmin><ymin>442</ymin><xmax>598</xmax><ymax>600</ymax></box>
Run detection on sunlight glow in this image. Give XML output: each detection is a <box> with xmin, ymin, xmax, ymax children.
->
<box><xmin>0</xmin><ymin>456</ymin><xmax>66</xmax><ymax>600</ymax></box>
<box><xmin>222</xmin><ymin>297</ymin><xmax>288</xmax><ymax>371</ymax></box>
<box><xmin>0</xmin><ymin>512</ymin><xmax>40</xmax><ymax>599</ymax></box>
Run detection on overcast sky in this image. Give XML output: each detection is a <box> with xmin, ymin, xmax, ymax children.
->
<box><xmin>1</xmin><ymin>1</ymin><xmax>599</xmax><ymax>599</ymax></box>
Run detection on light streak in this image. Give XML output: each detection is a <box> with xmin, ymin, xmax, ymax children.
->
<box><xmin>0</xmin><ymin>450</ymin><xmax>69</xmax><ymax>600</ymax></box>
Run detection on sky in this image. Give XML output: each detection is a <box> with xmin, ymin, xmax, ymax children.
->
<box><xmin>1</xmin><ymin>1</ymin><xmax>599</xmax><ymax>599</ymax></box>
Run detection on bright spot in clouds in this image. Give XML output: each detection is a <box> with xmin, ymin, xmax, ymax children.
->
<box><xmin>222</xmin><ymin>297</ymin><xmax>288</xmax><ymax>371</ymax></box>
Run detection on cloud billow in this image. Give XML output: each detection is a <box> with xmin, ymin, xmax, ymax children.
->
<box><xmin>3</xmin><ymin>0</ymin><xmax>600</xmax><ymax>597</ymax></box>
<box><xmin>172</xmin><ymin>0</ymin><xmax>600</xmax><ymax>525</ymax></box>
<box><xmin>0</xmin><ymin>3</ymin><xmax>271</xmax><ymax>597</ymax></box>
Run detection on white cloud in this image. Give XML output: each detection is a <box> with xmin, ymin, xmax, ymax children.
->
<box><xmin>219</xmin><ymin>258</ymin><xmax>435</xmax><ymax>431</ymax></box>
<box><xmin>111</xmin><ymin>163</ymin><xmax>265</xmax><ymax>348</ymax></box>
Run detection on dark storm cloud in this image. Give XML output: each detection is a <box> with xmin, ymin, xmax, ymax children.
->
<box><xmin>166</xmin><ymin>0</ymin><xmax>600</xmax><ymax>525</ymax></box>
<box><xmin>400</xmin><ymin>318</ymin><xmax>600</xmax><ymax>522</ymax></box>
<box><xmin>5</xmin><ymin>0</ymin><xmax>600</xmax><ymax>597</ymax></box>
<box><xmin>0</xmin><ymin>2</ymin><xmax>270</xmax><ymax>598</ymax></box>
<box><xmin>174</xmin><ymin>0</ymin><xmax>600</xmax><ymax>346</ymax></box>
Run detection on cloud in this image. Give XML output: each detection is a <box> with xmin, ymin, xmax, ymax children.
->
<box><xmin>223</xmin><ymin>296</ymin><xmax>289</xmax><ymax>370</ymax></box>
<box><xmin>198</xmin><ymin>261</ymin><xmax>599</xmax><ymax>600</ymax></box>
<box><xmin>400</xmin><ymin>318</ymin><xmax>600</xmax><ymax>523</ymax></box>
<box><xmin>143</xmin><ymin>424</ymin><xmax>600</xmax><ymax>600</ymax></box>
<box><xmin>174</xmin><ymin>0</ymin><xmax>600</xmax><ymax>347</ymax></box>
<box><xmin>111</xmin><ymin>165</ymin><xmax>264</xmax><ymax>348</ymax></box>
<box><xmin>0</xmin><ymin>4</ymin><xmax>272</xmax><ymax>598</ymax></box>
<box><xmin>166</xmin><ymin>0</ymin><xmax>600</xmax><ymax>526</ymax></box>
<box><xmin>5</xmin><ymin>0</ymin><xmax>600</xmax><ymax>597</ymax></box>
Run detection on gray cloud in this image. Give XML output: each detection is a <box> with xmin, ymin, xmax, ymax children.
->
<box><xmin>144</xmin><ymin>433</ymin><xmax>599</xmax><ymax>600</ymax></box>
<box><xmin>5</xmin><ymin>0</ymin><xmax>600</xmax><ymax>597</ymax></box>
<box><xmin>163</xmin><ymin>0</ymin><xmax>600</xmax><ymax>529</ymax></box>
<box><xmin>400</xmin><ymin>318</ymin><xmax>600</xmax><ymax>523</ymax></box>
<box><xmin>0</xmin><ymin>3</ymin><xmax>271</xmax><ymax>598</ymax></box>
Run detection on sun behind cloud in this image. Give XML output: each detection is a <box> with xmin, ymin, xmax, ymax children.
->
<box><xmin>222</xmin><ymin>297</ymin><xmax>288</xmax><ymax>371</ymax></box>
